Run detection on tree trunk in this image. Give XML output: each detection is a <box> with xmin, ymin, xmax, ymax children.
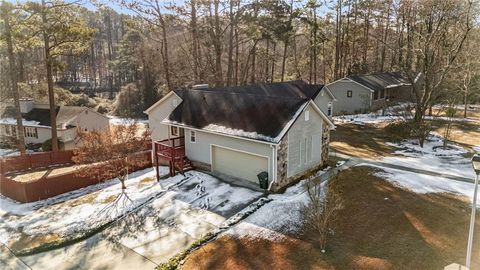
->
<box><xmin>334</xmin><ymin>0</ymin><xmax>342</xmax><ymax>79</ymax></box>
<box><xmin>191</xmin><ymin>0</ymin><xmax>200</xmax><ymax>83</ymax></box>
<box><xmin>3</xmin><ymin>6</ymin><xmax>26</xmax><ymax>155</ymax></box>
<box><xmin>42</xmin><ymin>0</ymin><xmax>59</xmax><ymax>151</ymax></box>
<box><xmin>159</xmin><ymin>13</ymin><xmax>172</xmax><ymax>91</ymax></box>
<box><xmin>281</xmin><ymin>40</ymin><xmax>288</xmax><ymax>82</ymax></box>
<box><xmin>226</xmin><ymin>0</ymin><xmax>235</xmax><ymax>86</ymax></box>
<box><xmin>271</xmin><ymin>42</ymin><xmax>276</xmax><ymax>83</ymax></box>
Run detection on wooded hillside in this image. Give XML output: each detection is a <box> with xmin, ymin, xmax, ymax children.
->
<box><xmin>1</xmin><ymin>0</ymin><xmax>480</xmax><ymax>116</ymax></box>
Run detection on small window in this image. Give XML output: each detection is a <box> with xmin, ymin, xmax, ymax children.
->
<box><xmin>171</xmin><ymin>126</ymin><xmax>179</xmax><ymax>137</ymax></box>
<box><xmin>305</xmin><ymin>110</ymin><xmax>310</xmax><ymax>121</ymax></box>
<box><xmin>347</xmin><ymin>90</ymin><xmax>353</xmax><ymax>98</ymax></box>
<box><xmin>190</xmin><ymin>130</ymin><xmax>196</xmax><ymax>143</ymax></box>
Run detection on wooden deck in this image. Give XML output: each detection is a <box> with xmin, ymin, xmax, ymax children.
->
<box><xmin>153</xmin><ymin>136</ymin><xmax>193</xmax><ymax>179</ymax></box>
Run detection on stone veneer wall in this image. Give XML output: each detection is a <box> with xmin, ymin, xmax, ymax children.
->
<box><xmin>272</xmin><ymin>135</ymin><xmax>289</xmax><ymax>191</ymax></box>
<box><xmin>321</xmin><ymin>119</ymin><xmax>330</xmax><ymax>162</ymax></box>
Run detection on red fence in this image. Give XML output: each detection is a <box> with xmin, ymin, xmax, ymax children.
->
<box><xmin>0</xmin><ymin>151</ymin><xmax>152</xmax><ymax>203</ymax></box>
<box><xmin>0</xmin><ymin>151</ymin><xmax>74</xmax><ymax>174</ymax></box>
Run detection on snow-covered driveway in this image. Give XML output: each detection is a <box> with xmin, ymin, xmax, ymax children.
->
<box><xmin>1</xmin><ymin>168</ymin><xmax>263</xmax><ymax>269</ymax></box>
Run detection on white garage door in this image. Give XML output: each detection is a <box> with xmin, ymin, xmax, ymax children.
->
<box><xmin>212</xmin><ymin>146</ymin><xmax>269</xmax><ymax>183</ymax></box>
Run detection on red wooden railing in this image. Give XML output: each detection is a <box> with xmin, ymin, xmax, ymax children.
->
<box><xmin>153</xmin><ymin>136</ymin><xmax>193</xmax><ymax>179</ymax></box>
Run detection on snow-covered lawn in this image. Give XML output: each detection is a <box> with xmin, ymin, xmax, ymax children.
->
<box><xmin>0</xmin><ymin>167</ymin><xmax>172</xmax><ymax>246</ymax></box>
<box><xmin>381</xmin><ymin>135</ymin><xmax>476</xmax><ymax>179</ymax></box>
<box><xmin>371</xmin><ymin>166</ymin><xmax>477</xmax><ymax>204</ymax></box>
<box><xmin>227</xmin><ymin>179</ymin><xmax>310</xmax><ymax>241</ymax></box>
<box><xmin>0</xmin><ymin>166</ymin><xmax>262</xmax><ymax>258</ymax></box>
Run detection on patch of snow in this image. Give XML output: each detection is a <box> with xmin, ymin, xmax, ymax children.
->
<box><xmin>382</xmin><ymin>135</ymin><xmax>475</xmax><ymax>179</ymax></box>
<box><xmin>473</xmin><ymin>145</ymin><xmax>480</xmax><ymax>153</ymax></box>
<box><xmin>203</xmin><ymin>124</ymin><xmax>276</xmax><ymax>142</ymax></box>
<box><xmin>109</xmin><ymin>116</ymin><xmax>148</xmax><ymax>126</ymax></box>
<box><xmin>227</xmin><ymin>179</ymin><xmax>311</xmax><ymax>241</ymax></box>
<box><xmin>0</xmin><ymin>118</ymin><xmax>50</xmax><ymax>128</ymax></box>
<box><xmin>369</xmin><ymin>165</ymin><xmax>479</xmax><ymax>205</ymax></box>
<box><xmin>0</xmin><ymin>167</ymin><xmax>263</xmax><ymax>254</ymax></box>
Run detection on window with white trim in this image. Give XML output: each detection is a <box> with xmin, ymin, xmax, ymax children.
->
<box><xmin>171</xmin><ymin>126</ymin><xmax>179</xmax><ymax>137</ymax></box>
<box><xmin>347</xmin><ymin>90</ymin><xmax>353</xmax><ymax>98</ymax></box>
<box><xmin>190</xmin><ymin>130</ymin><xmax>196</xmax><ymax>143</ymax></box>
<box><xmin>24</xmin><ymin>127</ymin><xmax>38</xmax><ymax>138</ymax></box>
<box><xmin>305</xmin><ymin>110</ymin><xmax>310</xmax><ymax>121</ymax></box>
<box><xmin>327</xmin><ymin>102</ymin><xmax>333</xmax><ymax>117</ymax></box>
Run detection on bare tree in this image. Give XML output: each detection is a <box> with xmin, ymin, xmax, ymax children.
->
<box><xmin>302</xmin><ymin>176</ymin><xmax>344</xmax><ymax>252</ymax></box>
<box><xmin>73</xmin><ymin>124</ymin><xmax>151</xmax><ymax>190</ymax></box>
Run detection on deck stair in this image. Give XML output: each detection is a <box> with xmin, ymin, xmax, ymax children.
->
<box><xmin>153</xmin><ymin>136</ymin><xmax>194</xmax><ymax>180</ymax></box>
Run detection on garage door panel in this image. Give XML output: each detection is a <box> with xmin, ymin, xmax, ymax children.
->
<box><xmin>212</xmin><ymin>146</ymin><xmax>268</xmax><ymax>183</ymax></box>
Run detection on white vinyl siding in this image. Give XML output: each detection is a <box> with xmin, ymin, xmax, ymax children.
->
<box><xmin>327</xmin><ymin>79</ymin><xmax>373</xmax><ymax>115</ymax></box>
<box><xmin>147</xmin><ymin>93</ymin><xmax>181</xmax><ymax>141</ymax></box>
<box><xmin>287</xmin><ymin>103</ymin><xmax>323</xmax><ymax>178</ymax></box>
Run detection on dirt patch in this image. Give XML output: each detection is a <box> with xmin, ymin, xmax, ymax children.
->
<box><xmin>8</xmin><ymin>165</ymin><xmax>83</xmax><ymax>183</ymax></box>
<box><xmin>182</xmin><ymin>166</ymin><xmax>480</xmax><ymax>270</ymax></box>
<box><xmin>68</xmin><ymin>193</ymin><xmax>97</xmax><ymax>207</ymax></box>
<box><xmin>137</xmin><ymin>176</ymin><xmax>155</xmax><ymax>188</ymax></box>
<box><xmin>101</xmin><ymin>194</ymin><xmax>117</xmax><ymax>204</ymax></box>
<box><xmin>330</xmin><ymin>123</ymin><xmax>396</xmax><ymax>159</ymax></box>
<box><xmin>9</xmin><ymin>232</ymin><xmax>62</xmax><ymax>252</ymax></box>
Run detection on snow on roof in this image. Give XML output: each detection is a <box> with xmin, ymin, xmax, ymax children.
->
<box><xmin>0</xmin><ymin>117</ymin><xmax>50</xmax><ymax>128</ymax></box>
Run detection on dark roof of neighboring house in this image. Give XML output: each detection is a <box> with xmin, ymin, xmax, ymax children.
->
<box><xmin>347</xmin><ymin>72</ymin><xmax>411</xmax><ymax>92</ymax></box>
<box><xmin>0</xmin><ymin>105</ymin><xmax>88</xmax><ymax>128</ymax></box>
<box><xmin>166</xmin><ymin>80</ymin><xmax>324</xmax><ymax>143</ymax></box>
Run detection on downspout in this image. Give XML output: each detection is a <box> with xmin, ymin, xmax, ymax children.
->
<box><xmin>268</xmin><ymin>144</ymin><xmax>277</xmax><ymax>191</ymax></box>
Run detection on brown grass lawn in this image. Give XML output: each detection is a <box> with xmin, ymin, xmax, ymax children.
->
<box><xmin>181</xmin><ymin>166</ymin><xmax>480</xmax><ymax>270</ymax></box>
<box><xmin>330</xmin><ymin>124</ymin><xmax>396</xmax><ymax>159</ymax></box>
<box><xmin>431</xmin><ymin>120</ymin><xmax>480</xmax><ymax>151</ymax></box>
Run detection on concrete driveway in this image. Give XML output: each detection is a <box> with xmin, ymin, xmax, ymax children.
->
<box><xmin>3</xmin><ymin>170</ymin><xmax>263</xmax><ymax>270</ymax></box>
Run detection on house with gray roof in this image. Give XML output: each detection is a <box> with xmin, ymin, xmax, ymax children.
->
<box><xmin>0</xmin><ymin>98</ymin><xmax>110</xmax><ymax>149</ymax></box>
<box><xmin>145</xmin><ymin>80</ymin><xmax>335</xmax><ymax>191</ymax></box>
<box><xmin>326</xmin><ymin>72</ymin><xmax>413</xmax><ymax>115</ymax></box>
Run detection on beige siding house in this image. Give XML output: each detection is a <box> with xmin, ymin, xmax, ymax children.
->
<box><xmin>0</xmin><ymin>98</ymin><xmax>110</xmax><ymax>150</ymax></box>
<box><xmin>327</xmin><ymin>72</ymin><xmax>413</xmax><ymax>115</ymax></box>
<box><xmin>145</xmin><ymin>81</ymin><xmax>335</xmax><ymax>192</ymax></box>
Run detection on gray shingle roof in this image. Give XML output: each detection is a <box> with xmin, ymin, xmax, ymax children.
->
<box><xmin>166</xmin><ymin>80</ymin><xmax>324</xmax><ymax>142</ymax></box>
<box><xmin>347</xmin><ymin>72</ymin><xmax>411</xmax><ymax>92</ymax></box>
<box><xmin>0</xmin><ymin>105</ymin><xmax>88</xmax><ymax>128</ymax></box>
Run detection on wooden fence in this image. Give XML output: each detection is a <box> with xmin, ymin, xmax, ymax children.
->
<box><xmin>0</xmin><ymin>151</ymin><xmax>74</xmax><ymax>174</ymax></box>
<box><xmin>0</xmin><ymin>150</ymin><xmax>152</xmax><ymax>203</ymax></box>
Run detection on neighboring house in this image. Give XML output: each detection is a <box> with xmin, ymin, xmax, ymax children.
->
<box><xmin>0</xmin><ymin>98</ymin><xmax>110</xmax><ymax>150</ymax></box>
<box><xmin>145</xmin><ymin>80</ymin><xmax>335</xmax><ymax>191</ymax></box>
<box><xmin>327</xmin><ymin>72</ymin><xmax>413</xmax><ymax>115</ymax></box>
